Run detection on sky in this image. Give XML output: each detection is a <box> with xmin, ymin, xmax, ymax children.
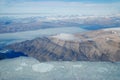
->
<box><xmin>0</xmin><ymin>0</ymin><xmax>120</xmax><ymax>16</ymax></box>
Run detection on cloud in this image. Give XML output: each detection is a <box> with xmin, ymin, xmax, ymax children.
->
<box><xmin>52</xmin><ymin>33</ymin><xmax>79</xmax><ymax>41</ymax></box>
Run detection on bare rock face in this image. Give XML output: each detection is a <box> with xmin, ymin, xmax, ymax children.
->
<box><xmin>7</xmin><ymin>28</ymin><xmax>120</xmax><ymax>62</ymax></box>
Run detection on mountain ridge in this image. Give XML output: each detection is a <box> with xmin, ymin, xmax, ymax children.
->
<box><xmin>6</xmin><ymin>28</ymin><xmax>120</xmax><ymax>62</ymax></box>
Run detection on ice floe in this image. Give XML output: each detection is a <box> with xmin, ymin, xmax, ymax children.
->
<box><xmin>15</xmin><ymin>67</ymin><xmax>23</xmax><ymax>71</ymax></box>
<box><xmin>32</xmin><ymin>63</ymin><xmax>54</xmax><ymax>73</ymax></box>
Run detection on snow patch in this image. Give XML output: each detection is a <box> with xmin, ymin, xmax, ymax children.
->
<box><xmin>52</xmin><ymin>33</ymin><xmax>79</xmax><ymax>41</ymax></box>
<box><xmin>111</xmin><ymin>31</ymin><xmax>117</xmax><ymax>34</ymax></box>
<box><xmin>32</xmin><ymin>63</ymin><xmax>54</xmax><ymax>73</ymax></box>
<box><xmin>106</xmin><ymin>37</ymin><xmax>109</xmax><ymax>40</ymax></box>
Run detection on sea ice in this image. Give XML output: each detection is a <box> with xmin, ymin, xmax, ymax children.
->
<box><xmin>0</xmin><ymin>57</ymin><xmax>120</xmax><ymax>80</ymax></box>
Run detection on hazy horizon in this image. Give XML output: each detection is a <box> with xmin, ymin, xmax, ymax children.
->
<box><xmin>0</xmin><ymin>0</ymin><xmax>120</xmax><ymax>16</ymax></box>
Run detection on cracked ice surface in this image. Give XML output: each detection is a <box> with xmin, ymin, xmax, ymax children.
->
<box><xmin>0</xmin><ymin>57</ymin><xmax>120</xmax><ymax>80</ymax></box>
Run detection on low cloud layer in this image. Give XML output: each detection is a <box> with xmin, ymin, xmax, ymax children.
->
<box><xmin>52</xmin><ymin>33</ymin><xmax>79</xmax><ymax>41</ymax></box>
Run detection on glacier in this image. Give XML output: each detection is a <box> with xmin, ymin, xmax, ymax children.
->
<box><xmin>0</xmin><ymin>57</ymin><xmax>120</xmax><ymax>80</ymax></box>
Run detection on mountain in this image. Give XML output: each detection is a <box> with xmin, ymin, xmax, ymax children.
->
<box><xmin>6</xmin><ymin>28</ymin><xmax>120</xmax><ymax>62</ymax></box>
<box><xmin>0</xmin><ymin>15</ymin><xmax>120</xmax><ymax>33</ymax></box>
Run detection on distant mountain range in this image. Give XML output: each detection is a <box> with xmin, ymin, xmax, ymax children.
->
<box><xmin>0</xmin><ymin>15</ymin><xmax>120</xmax><ymax>33</ymax></box>
<box><xmin>6</xmin><ymin>28</ymin><xmax>120</xmax><ymax>62</ymax></box>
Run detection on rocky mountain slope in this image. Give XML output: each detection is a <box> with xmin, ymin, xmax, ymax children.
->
<box><xmin>7</xmin><ymin>28</ymin><xmax>120</xmax><ymax>62</ymax></box>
